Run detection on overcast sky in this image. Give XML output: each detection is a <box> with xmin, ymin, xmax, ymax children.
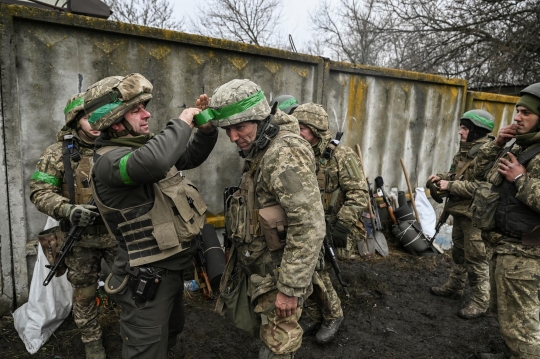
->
<box><xmin>171</xmin><ymin>0</ymin><xmax>320</xmax><ymax>50</ymax></box>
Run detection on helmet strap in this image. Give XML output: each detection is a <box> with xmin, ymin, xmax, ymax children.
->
<box><xmin>106</xmin><ymin>118</ymin><xmax>139</xmax><ymax>138</ymax></box>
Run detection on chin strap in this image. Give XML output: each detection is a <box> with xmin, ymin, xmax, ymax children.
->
<box><xmin>241</xmin><ymin>103</ymin><xmax>280</xmax><ymax>158</ymax></box>
<box><xmin>107</xmin><ymin>118</ymin><xmax>140</xmax><ymax>138</ymax></box>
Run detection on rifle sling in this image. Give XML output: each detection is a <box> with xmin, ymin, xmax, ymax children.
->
<box><xmin>62</xmin><ymin>139</ymin><xmax>77</xmax><ymax>205</ymax></box>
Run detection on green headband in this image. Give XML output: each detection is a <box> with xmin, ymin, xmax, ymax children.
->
<box><xmin>88</xmin><ymin>101</ymin><xmax>122</xmax><ymax>124</ymax></box>
<box><xmin>462</xmin><ymin>112</ymin><xmax>494</xmax><ymax>130</ymax></box>
<box><xmin>194</xmin><ymin>90</ymin><xmax>265</xmax><ymax>126</ymax></box>
<box><xmin>278</xmin><ymin>98</ymin><xmax>298</xmax><ymax>111</ymax></box>
<box><xmin>64</xmin><ymin>97</ymin><xmax>84</xmax><ymax>114</ymax></box>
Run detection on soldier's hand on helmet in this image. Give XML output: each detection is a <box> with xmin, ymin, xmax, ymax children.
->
<box><xmin>275</xmin><ymin>291</ymin><xmax>298</xmax><ymax>318</ymax></box>
<box><xmin>331</xmin><ymin>221</ymin><xmax>350</xmax><ymax>248</ymax></box>
<box><xmin>196</xmin><ymin>94</ymin><xmax>210</xmax><ymax>111</ymax></box>
<box><xmin>498</xmin><ymin>152</ymin><xmax>526</xmax><ymax>182</ymax></box>
<box><xmin>428</xmin><ymin>175</ymin><xmax>441</xmax><ymax>183</ymax></box>
<box><xmin>178</xmin><ymin>108</ymin><xmax>201</xmax><ymax>129</ymax></box>
<box><xmin>495</xmin><ymin>124</ymin><xmax>518</xmax><ymax>147</ymax></box>
<box><xmin>64</xmin><ymin>204</ymin><xmax>99</xmax><ymax>227</ymax></box>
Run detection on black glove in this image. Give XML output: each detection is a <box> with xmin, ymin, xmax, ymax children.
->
<box><xmin>331</xmin><ymin>221</ymin><xmax>350</xmax><ymax>248</ymax></box>
<box><xmin>65</xmin><ymin>204</ymin><xmax>100</xmax><ymax>227</ymax></box>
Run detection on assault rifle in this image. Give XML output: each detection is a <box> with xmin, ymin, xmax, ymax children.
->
<box><xmin>324</xmin><ymin>219</ymin><xmax>350</xmax><ymax>298</ymax></box>
<box><xmin>432</xmin><ymin>199</ymin><xmax>450</xmax><ymax>243</ymax></box>
<box><xmin>194</xmin><ymin>234</ymin><xmax>214</xmax><ymax>300</ymax></box>
<box><xmin>223</xmin><ymin>187</ymin><xmax>239</xmax><ymax>263</ymax></box>
<box><xmin>43</xmin><ymin>199</ymin><xmax>95</xmax><ymax>286</ymax></box>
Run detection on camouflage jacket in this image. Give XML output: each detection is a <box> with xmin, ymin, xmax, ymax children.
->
<box><xmin>240</xmin><ymin>111</ymin><xmax>325</xmax><ymax>297</ymax></box>
<box><xmin>92</xmin><ymin>119</ymin><xmax>218</xmax><ymax>270</ymax></box>
<box><xmin>29</xmin><ymin>127</ymin><xmax>115</xmax><ymax>248</ymax></box>
<box><xmin>437</xmin><ymin>136</ymin><xmax>490</xmax><ymax>218</ymax></box>
<box><xmin>313</xmin><ymin>132</ymin><xmax>368</xmax><ymax>228</ymax></box>
<box><xmin>474</xmin><ymin>135</ymin><xmax>540</xmax><ymax>258</ymax></box>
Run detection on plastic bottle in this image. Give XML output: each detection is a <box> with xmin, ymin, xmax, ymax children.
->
<box><xmin>184</xmin><ymin>280</ymin><xmax>200</xmax><ymax>292</ymax></box>
<box><xmin>434</xmin><ymin>224</ymin><xmax>453</xmax><ymax>250</ymax></box>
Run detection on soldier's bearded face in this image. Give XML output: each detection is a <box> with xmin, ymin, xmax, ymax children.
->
<box><xmin>224</xmin><ymin>121</ymin><xmax>258</xmax><ymax>152</ymax></box>
<box><xmin>124</xmin><ymin>104</ymin><xmax>151</xmax><ymax>135</ymax></box>
<box><xmin>458</xmin><ymin>125</ymin><xmax>470</xmax><ymax>142</ymax></box>
<box><xmin>514</xmin><ymin>105</ymin><xmax>540</xmax><ymax>135</ymax></box>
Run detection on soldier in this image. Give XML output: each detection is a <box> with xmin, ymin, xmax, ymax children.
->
<box><xmin>473</xmin><ymin>84</ymin><xmax>540</xmax><ymax>359</ymax></box>
<box><xmin>272</xmin><ymin>95</ymin><xmax>299</xmax><ymax>115</ymax></box>
<box><xmin>29</xmin><ymin>93</ymin><xmax>116</xmax><ymax>359</ymax></box>
<box><xmin>86</xmin><ymin>73</ymin><xmax>217</xmax><ymax>359</ymax></box>
<box><xmin>292</xmin><ymin>103</ymin><xmax>368</xmax><ymax>344</ymax></box>
<box><xmin>207</xmin><ymin>79</ymin><xmax>325</xmax><ymax>359</ymax></box>
<box><xmin>428</xmin><ymin>110</ymin><xmax>495</xmax><ymax>319</ymax></box>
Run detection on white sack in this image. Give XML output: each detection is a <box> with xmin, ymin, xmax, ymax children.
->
<box><xmin>415</xmin><ymin>187</ymin><xmax>437</xmax><ymax>238</ymax></box>
<box><xmin>12</xmin><ymin>217</ymin><xmax>74</xmax><ymax>354</ymax></box>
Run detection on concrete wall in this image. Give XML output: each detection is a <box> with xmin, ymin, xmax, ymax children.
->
<box><xmin>0</xmin><ymin>4</ymin><xmax>519</xmax><ymax>313</ymax></box>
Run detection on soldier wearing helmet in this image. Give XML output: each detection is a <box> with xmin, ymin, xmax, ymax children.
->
<box><xmin>87</xmin><ymin>73</ymin><xmax>217</xmax><ymax>359</ymax></box>
<box><xmin>293</xmin><ymin>103</ymin><xmax>368</xmax><ymax>344</ymax></box>
<box><xmin>29</xmin><ymin>93</ymin><xmax>116</xmax><ymax>359</ymax></box>
<box><xmin>428</xmin><ymin>109</ymin><xmax>495</xmax><ymax>320</ymax></box>
<box><xmin>473</xmin><ymin>84</ymin><xmax>540</xmax><ymax>359</ymax></box>
<box><xmin>271</xmin><ymin>94</ymin><xmax>299</xmax><ymax>115</ymax></box>
<box><xmin>206</xmin><ymin>79</ymin><xmax>325</xmax><ymax>359</ymax></box>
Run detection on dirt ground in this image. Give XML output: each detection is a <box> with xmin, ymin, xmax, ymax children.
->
<box><xmin>0</xmin><ymin>241</ymin><xmax>505</xmax><ymax>359</ymax></box>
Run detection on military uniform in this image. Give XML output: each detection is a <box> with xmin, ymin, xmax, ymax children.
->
<box><xmin>474</xmin><ymin>139</ymin><xmax>540</xmax><ymax>358</ymax></box>
<box><xmin>293</xmin><ymin>103</ymin><xmax>368</xmax><ymax>344</ymax></box>
<box><xmin>86</xmin><ymin>74</ymin><xmax>218</xmax><ymax>359</ymax></box>
<box><xmin>29</xmin><ymin>95</ymin><xmax>116</xmax><ymax>355</ymax></box>
<box><xmin>211</xmin><ymin>80</ymin><xmax>325</xmax><ymax>358</ymax></box>
<box><xmin>433</xmin><ymin>136</ymin><xmax>491</xmax><ymax>313</ymax></box>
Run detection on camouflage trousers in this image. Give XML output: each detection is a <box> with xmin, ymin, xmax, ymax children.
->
<box><xmin>255</xmin><ymin>289</ymin><xmax>304</xmax><ymax>355</ymax></box>
<box><xmin>490</xmin><ymin>254</ymin><xmax>540</xmax><ymax>359</ymax></box>
<box><xmin>336</xmin><ymin>222</ymin><xmax>366</xmax><ymax>260</ymax></box>
<box><xmin>447</xmin><ymin>215</ymin><xmax>491</xmax><ymax>309</ymax></box>
<box><xmin>64</xmin><ymin>244</ymin><xmax>116</xmax><ymax>344</ymax></box>
<box><xmin>304</xmin><ymin>269</ymin><xmax>343</xmax><ymax>322</ymax></box>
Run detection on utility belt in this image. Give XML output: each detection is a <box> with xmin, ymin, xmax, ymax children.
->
<box><xmin>240</xmin><ymin>257</ymin><xmax>280</xmax><ymax>278</ymax></box>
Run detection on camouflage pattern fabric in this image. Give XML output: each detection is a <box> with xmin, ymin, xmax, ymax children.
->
<box><xmin>304</xmin><ymin>270</ymin><xmax>343</xmax><ymax>322</ymax></box>
<box><xmin>218</xmin><ymin>109</ymin><xmax>325</xmax><ymax>355</ymax></box>
<box><xmin>64</xmin><ymin>92</ymin><xmax>85</xmax><ymax>126</ymax></box>
<box><xmin>490</xmin><ymin>253</ymin><xmax>540</xmax><ymax>358</ymax></box>
<box><xmin>449</xmin><ymin>216</ymin><xmax>491</xmax><ymax>309</ymax></box>
<box><xmin>29</xmin><ymin>127</ymin><xmax>117</xmax><ymax>345</ymax></box>
<box><xmin>475</xmin><ymin>137</ymin><xmax>540</xmax><ymax>357</ymax></box>
<box><xmin>293</xmin><ymin>103</ymin><xmax>329</xmax><ymax>131</ymax></box>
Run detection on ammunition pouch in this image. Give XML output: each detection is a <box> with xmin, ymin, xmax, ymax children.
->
<box><xmin>470</xmin><ymin>183</ymin><xmax>499</xmax><ymax>231</ymax></box>
<box><xmin>258</xmin><ymin>204</ymin><xmax>288</xmax><ymax>251</ymax></box>
<box><xmin>125</xmin><ymin>264</ymin><xmax>164</xmax><ymax>303</ymax></box>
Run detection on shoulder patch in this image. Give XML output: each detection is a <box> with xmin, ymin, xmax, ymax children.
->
<box><xmin>279</xmin><ymin>169</ymin><xmax>303</xmax><ymax>194</ymax></box>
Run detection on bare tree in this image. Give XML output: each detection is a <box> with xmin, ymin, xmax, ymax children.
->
<box><xmin>103</xmin><ymin>0</ymin><xmax>184</xmax><ymax>31</ymax></box>
<box><xmin>378</xmin><ymin>0</ymin><xmax>540</xmax><ymax>88</ymax></box>
<box><xmin>309</xmin><ymin>0</ymin><xmax>398</xmax><ymax>66</ymax></box>
<box><xmin>190</xmin><ymin>0</ymin><xmax>283</xmax><ymax>47</ymax></box>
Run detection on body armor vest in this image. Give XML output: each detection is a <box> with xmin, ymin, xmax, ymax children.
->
<box><xmin>494</xmin><ymin>180</ymin><xmax>540</xmax><ymax>235</ymax></box>
<box><xmin>61</xmin><ymin>154</ymin><xmax>93</xmax><ymax>204</ymax></box>
<box><xmin>91</xmin><ymin>146</ymin><xmax>207</xmax><ymax>266</ymax></box>
<box><xmin>316</xmin><ymin>140</ymin><xmax>345</xmax><ymax>215</ymax></box>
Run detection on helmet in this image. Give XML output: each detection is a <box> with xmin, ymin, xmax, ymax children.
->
<box><xmin>64</xmin><ymin>92</ymin><xmax>85</xmax><ymax>126</ymax></box>
<box><xmin>85</xmin><ymin>73</ymin><xmax>153</xmax><ymax>131</ymax></box>
<box><xmin>460</xmin><ymin>109</ymin><xmax>494</xmax><ymax>132</ymax></box>
<box><xmin>293</xmin><ymin>103</ymin><xmax>329</xmax><ymax>131</ymax></box>
<box><xmin>272</xmin><ymin>95</ymin><xmax>299</xmax><ymax>114</ymax></box>
<box><xmin>517</xmin><ymin>83</ymin><xmax>540</xmax><ymax>116</ymax></box>
<box><xmin>206</xmin><ymin>79</ymin><xmax>270</xmax><ymax>128</ymax></box>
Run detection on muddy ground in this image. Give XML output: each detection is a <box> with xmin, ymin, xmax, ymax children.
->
<box><xmin>0</xmin><ymin>241</ymin><xmax>505</xmax><ymax>359</ymax></box>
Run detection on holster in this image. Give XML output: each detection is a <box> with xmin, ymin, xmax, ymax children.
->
<box><xmin>125</xmin><ymin>264</ymin><xmax>163</xmax><ymax>303</ymax></box>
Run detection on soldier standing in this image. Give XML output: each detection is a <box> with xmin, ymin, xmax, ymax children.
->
<box><xmin>429</xmin><ymin>110</ymin><xmax>495</xmax><ymax>319</ymax></box>
<box><xmin>29</xmin><ymin>93</ymin><xmax>116</xmax><ymax>359</ymax></box>
<box><xmin>473</xmin><ymin>84</ymin><xmax>540</xmax><ymax>359</ymax></box>
<box><xmin>292</xmin><ymin>103</ymin><xmax>368</xmax><ymax>344</ymax></box>
<box><xmin>86</xmin><ymin>73</ymin><xmax>217</xmax><ymax>359</ymax></box>
<box><xmin>208</xmin><ymin>79</ymin><xmax>325</xmax><ymax>359</ymax></box>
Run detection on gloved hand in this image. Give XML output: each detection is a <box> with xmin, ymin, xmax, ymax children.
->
<box><xmin>64</xmin><ymin>204</ymin><xmax>100</xmax><ymax>227</ymax></box>
<box><xmin>331</xmin><ymin>221</ymin><xmax>350</xmax><ymax>248</ymax></box>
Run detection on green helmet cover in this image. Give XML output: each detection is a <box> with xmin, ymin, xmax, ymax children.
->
<box><xmin>272</xmin><ymin>95</ymin><xmax>299</xmax><ymax>114</ymax></box>
<box><xmin>460</xmin><ymin>109</ymin><xmax>494</xmax><ymax>131</ymax></box>
<box><xmin>85</xmin><ymin>73</ymin><xmax>153</xmax><ymax>131</ymax></box>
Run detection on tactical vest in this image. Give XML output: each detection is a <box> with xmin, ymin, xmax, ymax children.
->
<box><xmin>226</xmin><ymin>133</ymin><xmax>293</xmax><ymax>258</ymax></box>
<box><xmin>91</xmin><ymin>146</ymin><xmax>207</xmax><ymax>267</ymax></box>
<box><xmin>494</xmin><ymin>144</ymin><xmax>540</xmax><ymax>237</ymax></box>
<box><xmin>315</xmin><ymin>140</ymin><xmax>345</xmax><ymax>214</ymax></box>
<box><xmin>61</xmin><ymin>154</ymin><xmax>93</xmax><ymax>205</ymax></box>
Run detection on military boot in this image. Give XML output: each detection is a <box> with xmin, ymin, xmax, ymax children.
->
<box><xmin>85</xmin><ymin>339</ymin><xmax>106</xmax><ymax>359</ymax></box>
<box><xmin>458</xmin><ymin>301</ymin><xmax>488</xmax><ymax>319</ymax></box>
<box><xmin>299</xmin><ymin>316</ymin><xmax>321</xmax><ymax>336</ymax></box>
<box><xmin>430</xmin><ymin>282</ymin><xmax>464</xmax><ymax>299</ymax></box>
<box><xmin>315</xmin><ymin>316</ymin><xmax>344</xmax><ymax>344</ymax></box>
